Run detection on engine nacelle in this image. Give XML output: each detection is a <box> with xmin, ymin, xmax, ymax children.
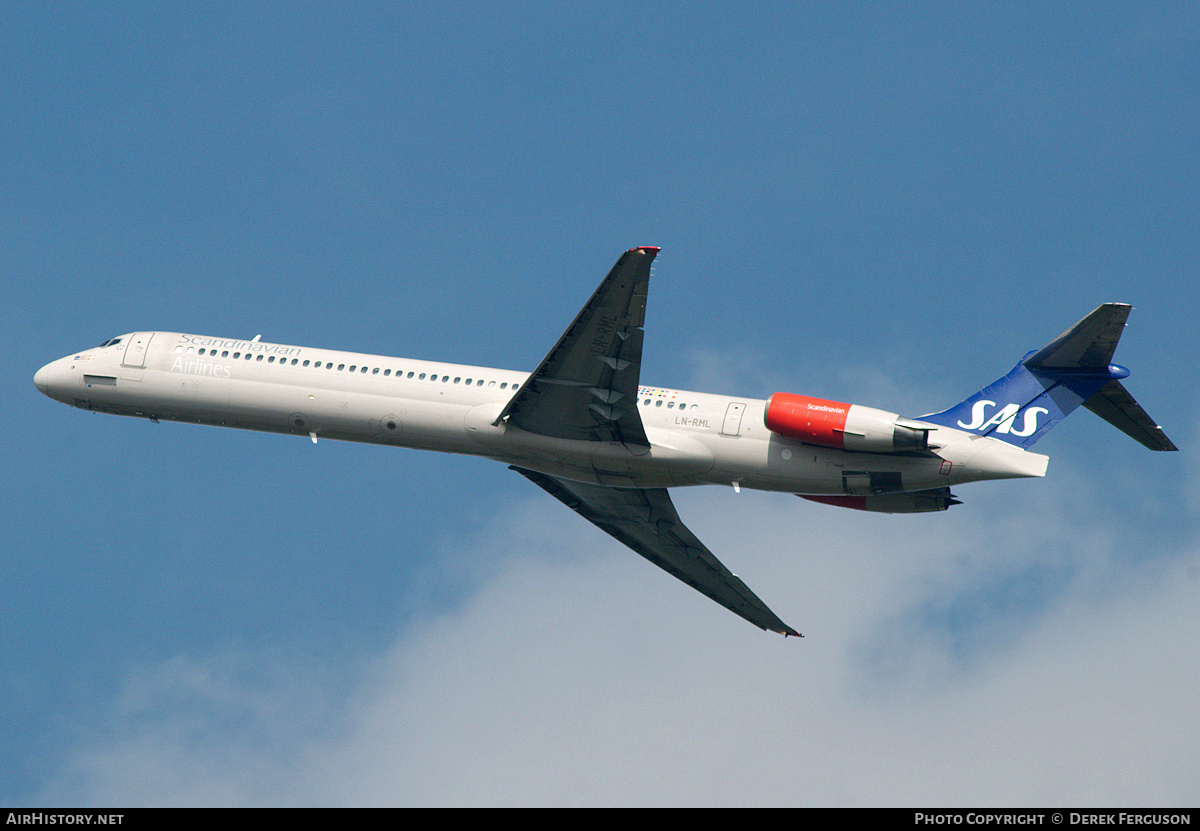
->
<box><xmin>800</xmin><ymin>491</ymin><xmax>958</xmax><ymax>513</ymax></box>
<box><xmin>764</xmin><ymin>392</ymin><xmax>931</xmax><ymax>452</ymax></box>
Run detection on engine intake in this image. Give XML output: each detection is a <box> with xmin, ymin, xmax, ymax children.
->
<box><xmin>764</xmin><ymin>392</ymin><xmax>930</xmax><ymax>452</ymax></box>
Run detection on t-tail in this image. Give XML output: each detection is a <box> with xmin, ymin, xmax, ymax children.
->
<box><xmin>921</xmin><ymin>304</ymin><xmax>1177</xmax><ymax>451</ymax></box>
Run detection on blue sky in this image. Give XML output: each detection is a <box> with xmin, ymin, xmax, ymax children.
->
<box><xmin>5</xmin><ymin>3</ymin><xmax>1198</xmax><ymax>806</ymax></box>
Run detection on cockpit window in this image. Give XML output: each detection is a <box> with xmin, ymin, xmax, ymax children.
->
<box><xmin>97</xmin><ymin>338</ymin><xmax>123</xmax><ymax>348</ymax></box>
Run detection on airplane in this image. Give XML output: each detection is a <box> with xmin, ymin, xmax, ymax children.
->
<box><xmin>33</xmin><ymin>247</ymin><xmax>1177</xmax><ymax>637</ymax></box>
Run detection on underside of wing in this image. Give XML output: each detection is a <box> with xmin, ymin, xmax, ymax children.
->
<box><xmin>512</xmin><ymin>466</ymin><xmax>801</xmax><ymax>637</ymax></box>
<box><xmin>494</xmin><ymin>247</ymin><xmax>657</xmax><ymax>449</ymax></box>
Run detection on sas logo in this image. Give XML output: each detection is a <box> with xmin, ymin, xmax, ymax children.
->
<box><xmin>957</xmin><ymin>400</ymin><xmax>1048</xmax><ymax>437</ymax></box>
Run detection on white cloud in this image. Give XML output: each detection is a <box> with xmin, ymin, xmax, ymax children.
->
<box><xmin>35</xmin><ymin>476</ymin><xmax>1200</xmax><ymax>807</ymax></box>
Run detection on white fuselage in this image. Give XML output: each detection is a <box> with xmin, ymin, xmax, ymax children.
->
<box><xmin>34</xmin><ymin>331</ymin><xmax>1048</xmax><ymax>495</ymax></box>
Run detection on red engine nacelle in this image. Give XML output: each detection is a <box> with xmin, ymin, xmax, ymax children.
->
<box><xmin>764</xmin><ymin>392</ymin><xmax>931</xmax><ymax>453</ymax></box>
<box><xmin>800</xmin><ymin>491</ymin><xmax>958</xmax><ymax>513</ymax></box>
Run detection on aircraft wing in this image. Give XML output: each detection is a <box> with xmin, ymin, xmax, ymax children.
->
<box><xmin>512</xmin><ymin>466</ymin><xmax>801</xmax><ymax>637</ymax></box>
<box><xmin>494</xmin><ymin>246</ymin><xmax>656</xmax><ymax>449</ymax></box>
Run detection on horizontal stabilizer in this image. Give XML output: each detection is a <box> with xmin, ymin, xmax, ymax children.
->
<box><xmin>922</xmin><ymin>302</ymin><xmax>1175</xmax><ymax>451</ymax></box>
<box><xmin>1083</xmin><ymin>380</ymin><xmax>1178</xmax><ymax>451</ymax></box>
<box><xmin>1024</xmin><ymin>303</ymin><xmax>1130</xmax><ymax>370</ymax></box>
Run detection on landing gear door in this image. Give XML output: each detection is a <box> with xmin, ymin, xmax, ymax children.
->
<box><xmin>122</xmin><ymin>332</ymin><xmax>154</xmax><ymax>368</ymax></box>
<box><xmin>721</xmin><ymin>402</ymin><xmax>746</xmax><ymax>437</ymax></box>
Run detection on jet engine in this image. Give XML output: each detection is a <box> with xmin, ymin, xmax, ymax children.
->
<box><xmin>764</xmin><ymin>392</ymin><xmax>931</xmax><ymax>452</ymax></box>
<box><xmin>800</xmin><ymin>489</ymin><xmax>959</xmax><ymax>513</ymax></box>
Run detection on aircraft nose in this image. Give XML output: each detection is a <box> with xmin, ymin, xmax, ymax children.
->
<box><xmin>34</xmin><ymin>358</ymin><xmax>75</xmax><ymax>403</ymax></box>
<box><xmin>34</xmin><ymin>363</ymin><xmax>51</xmax><ymax>395</ymax></box>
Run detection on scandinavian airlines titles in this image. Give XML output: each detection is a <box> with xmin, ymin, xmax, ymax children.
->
<box><xmin>176</xmin><ymin>334</ymin><xmax>301</xmax><ymax>356</ymax></box>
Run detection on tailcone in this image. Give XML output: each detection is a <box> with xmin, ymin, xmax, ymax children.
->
<box><xmin>968</xmin><ymin>439</ymin><xmax>1049</xmax><ymax>481</ymax></box>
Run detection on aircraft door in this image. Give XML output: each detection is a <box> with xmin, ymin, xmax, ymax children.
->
<box><xmin>720</xmin><ymin>402</ymin><xmax>746</xmax><ymax>436</ymax></box>
<box><xmin>122</xmin><ymin>333</ymin><xmax>155</xmax><ymax>368</ymax></box>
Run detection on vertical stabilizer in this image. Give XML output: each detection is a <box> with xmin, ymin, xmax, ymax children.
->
<box><xmin>921</xmin><ymin>304</ymin><xmax>1175</xmax><ymax>450</ymax></box>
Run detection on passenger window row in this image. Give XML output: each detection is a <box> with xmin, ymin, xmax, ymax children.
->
<box><xmin>172</xmin><ymin>344</ymin><xmax>518</xmax><ymax>390</ymax></box>
<box><xmin>642</xmin><ymin>398</ymin><xmax>692</xmax><ymax>409</ymax></box>
<box><xmin>637</xmin><ymin>387</ymin><xmax>693</xmax><ymax>410</ymax></box>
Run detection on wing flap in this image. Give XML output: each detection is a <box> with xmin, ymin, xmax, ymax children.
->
<box><xmin>512</xmin><ymin>466</ymin><xmax>801</xmax><ymax>637</ymax></box>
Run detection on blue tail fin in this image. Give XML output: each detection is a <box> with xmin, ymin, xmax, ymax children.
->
<box><xmin>921</xmin><ymin>304</ymin><xmax>1176</xmax><ymax>451</ymax></box>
